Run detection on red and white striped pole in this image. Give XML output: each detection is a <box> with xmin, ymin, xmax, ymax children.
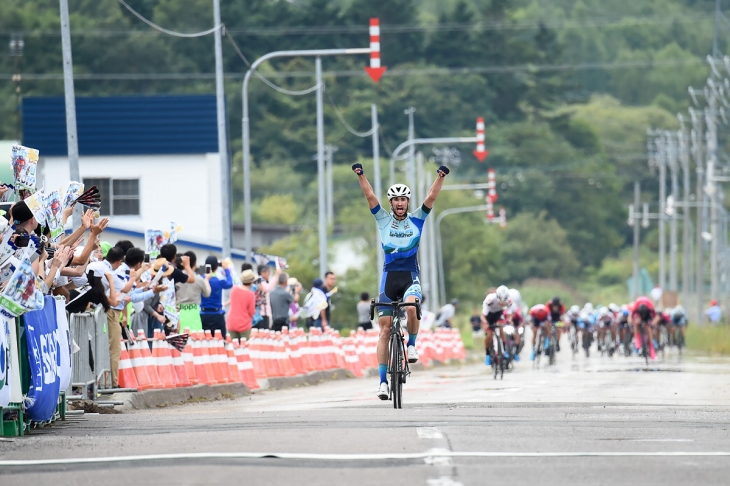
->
<box><xmin>486</xmin><ymin>196</ymin><xmax>494</xmax><ymax>222</ymax></box>
<box><xmin>488</xmin><ymin>169</ymin><xmax>497</xmax><ymax>203</ymax></box>
<box><xmin>364</xmin><ymin>18</ymin><xmax>387</xmax><ymax>83</ymax></box>
<box><xmin>473</xmin><ymin>117</ymin><xmax>488</xmax><ymax>162</ymax></box>
<box><xmin>499</xmin><ymin>207</ymin><xmax>507</xmax><ymax>228</ymax></box>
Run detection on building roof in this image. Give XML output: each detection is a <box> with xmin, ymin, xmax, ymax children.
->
<box><xmin>22</xmin><ymin>95</ymin><xmax>219</xmax><ymax>156</ymax></box>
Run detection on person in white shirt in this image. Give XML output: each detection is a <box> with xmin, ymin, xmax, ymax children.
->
<box><xmin>435</xmin><ymin>299</ymin><xmax>458</xmax><ymax>328</ymax></box>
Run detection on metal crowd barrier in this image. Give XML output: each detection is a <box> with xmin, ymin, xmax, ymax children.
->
<box><xmin>68</xmin><ymin>306</ymin><xmax>111</xmax><ymax>400</ymax></box>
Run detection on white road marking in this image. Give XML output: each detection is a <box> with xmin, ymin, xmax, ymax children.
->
<box><xmin>418</xmin><ymin>427</ymin><xmax>445</xmax><ymax>439</ymax></box>
<box><xmin>423</xmin><ymin>448</ymin><xmax>452</xmax><ymax>466</ymax></box>
<box><xmin>3</xmin><ymin>451</ymin><xmax>730</xmax><ymax>466</ymax></box>
<box><xmin>427</xmin><ymin>477</ymin><xmax>464</xmax><ymax>486</ymax></box>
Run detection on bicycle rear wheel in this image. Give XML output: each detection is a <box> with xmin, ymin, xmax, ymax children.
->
<box><xmin>533</xmin><ymin>328</ymin><xmax>543</xmax><ymax>369</ymax></box>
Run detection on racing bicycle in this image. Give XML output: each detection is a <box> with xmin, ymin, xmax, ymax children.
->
<box><xmin>369</xmin><ymin>298</ymin><xmax>421</xmax><ymax>409</ymax></box>
<box><xmin>487</xmin><ymin>324</ymin><xmax>505</xmax><ymax>380</ymax></box>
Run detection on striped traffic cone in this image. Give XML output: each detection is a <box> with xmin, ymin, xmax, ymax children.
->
<box><xmin>153</xmin><ymin>329</ymin><xmax>177</xmax><ymax>389</ymax></box>
<box><xmin>181</xmin><ymin>328</ymin><xmax>197</xmax><ymax>385</ymax></box>
<box><xmin>234</xmin><ymin>338</ymin><xmax>259</xmax><ymax>390</ymax></box>
<box><xmin>224</xmin><ymin>335</ymin><xmax>242</xmax><ymax>383</ymax></box>
<box><xmin>249</xmin><ymin>329</ymin><xmax>268</xmax><ymax>379</ymax></box>
<box><xmin>214</xmin><ymin>330</ymin><xmax>232</xmax><ymax>383</ymax></box>
<box><xmin>118</xmin><ymin>339</ymin><xmax>139</xmax><ymax>389</ymax></box>
<box><xmin>137</xmin><ymin>330</ymin><xmax>161</xmax><ymax>388</ymax></box>
<box><xmin>205</xmin><ymin>330</ymin><xmax>225</xmax><ymax>384</ymax></box>
<box><xmin>192</xmin><ymin>332</ymin><xmax>212</xmax><ymax>385</ymax></box>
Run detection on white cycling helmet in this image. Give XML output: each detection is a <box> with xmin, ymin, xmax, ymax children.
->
<box><xmin>387</xmin><ymin>184</ymin><xmax>411</xmax><ymax>200</ymax></box>
<box><xmin>496</xmin><ymin>285</ymin><xmax>510</xmax><ymax>304</ymax></box>
<box><xmin>508</xmin><ymin>288</ymin><xmax>522</xmax><ymax>306</ymax></box>
<box><xmin>570</xmin><ymin>305</ymin><xmax>580</xmax><ymax>314</ymax></box>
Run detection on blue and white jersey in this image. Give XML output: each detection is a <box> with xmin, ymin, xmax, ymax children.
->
<box><xmin>371</xmin><ymin>203</ymin><xmax>430</xmax><ymax>272</ymax></box>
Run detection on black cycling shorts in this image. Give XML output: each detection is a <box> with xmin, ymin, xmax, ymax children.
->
<box><xmin>485</xmin><ymin>310</ymin><xmax>503</xmax><ymax>328</ymax></box>
<box><xmin>377</xmin><ymin>271</ymin><xmax>421</xmax><ymax>317</ymax></box>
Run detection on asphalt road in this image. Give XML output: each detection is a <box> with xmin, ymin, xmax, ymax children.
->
<box><xmin>2</xmin><ymin>344</ymin><xmax>730</xmax><ymax>486</ymax></box>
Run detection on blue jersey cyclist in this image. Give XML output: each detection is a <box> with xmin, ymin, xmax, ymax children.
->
<box><xmin>352</xmin><ymin>162</ymin><xmax>450</xmax><ymax>400</ymax></box>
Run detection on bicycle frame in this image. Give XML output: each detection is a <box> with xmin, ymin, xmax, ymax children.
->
<box><xmin>369</xmin><ymin>299</ymin><xmax>421</xmax><ymax>409</ymax></box>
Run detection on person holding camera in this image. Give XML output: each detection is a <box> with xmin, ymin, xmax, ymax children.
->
<box><xmin>200</xmin><ymin>256</ymin><xmax>233</xmax><ymax>338</ymax></box>
<box><xmin>175</xmin><ymin>251</ymin><xmax>212</xmax><ymax>332</ymax></box>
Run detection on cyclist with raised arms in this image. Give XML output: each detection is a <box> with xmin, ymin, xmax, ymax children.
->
<box><xmin>352</xmin><ymin>162</ymin><xmax>450</xmax><ymax>400</ymax></box>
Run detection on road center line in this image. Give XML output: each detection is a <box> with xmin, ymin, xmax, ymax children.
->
<box><xmin>2</xmin><ymin>451</ymin><xmax>730</xmax><ymax>466</ymax></box>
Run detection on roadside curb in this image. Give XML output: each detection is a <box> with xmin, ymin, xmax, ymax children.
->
<box><xmin>257</xmin><ymin>368</ymin><xmax>354</xmax><ymax>390</ymax></box>
<box><xmin>112</xmin><ymin>383</ymin><xmax>251</xmax><ymax>411</ymax></box>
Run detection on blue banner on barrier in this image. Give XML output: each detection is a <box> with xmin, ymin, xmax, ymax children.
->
<box><xmin>24</xmin><ymin>296</ymin><xmax>60</xmax><ymax>422</ymax></box>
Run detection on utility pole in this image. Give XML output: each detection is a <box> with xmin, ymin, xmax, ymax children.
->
<box><xmin>690</xmin><ymin>108</ymin><xmax>706</xmax><ymax>321</ymax></box>
<box><xmin>371</xmin><ymin>104</ymin><xmax>384</xmax><ymax>285</ymax></box>
<box><xmin>632</xmin><ymin>181</ymin><xmax>641</xmax><ymax>299</ymax></box>
<box><xmin>706</xmin><ymin>91</ymin><xmax>719</xmax><ymax>301</ymax></box>
<box><xmin>678</xmin><ymin>122</ymin><xmax>692</xmax><ymax>305</ymax></box>
<box><xmin>666</xmin><ymin>131</ymin><xmax>679</xmax><ymax>293</ymax></box>
<box><xmin>656</xmin><ymin>133</ymin><xmax>667</xmax><ymax>293</ymax></box>
<box><xmin>213</xmin><ymin>0</ymin><xmax>231</xmax><ymax>258</ymax></box>
<box><xmin>59</xmin><ymin>0</ymin><xmax>81</xmax><ymax>224</ymax></box>
<box><xmin>404</xmin><ymin>107</ymin><xmax>416</xmax><ymax>199</ymax></box>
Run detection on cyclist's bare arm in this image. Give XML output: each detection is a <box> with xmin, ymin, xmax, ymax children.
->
<box><xmin>423</xmin><ymin>166</ymin><xmax>449</xmax><ymax>209</ymax></box>
<box><xmin>352</xmin><ymin>164</ymin><xmax>379</xmax><ymax>209</ymax></box>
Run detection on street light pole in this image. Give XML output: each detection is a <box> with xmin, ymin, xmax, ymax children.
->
<box><xmin>657</xmin><ymin>134</ymin><xmax>667</xmax><ymax>293</ymax></box>
<box><xmin>404</xmin><ymin>107</ymin><xmax>416</xmax><ymax>200</ymax></box>
<box><xmin>371</xmin><ymin>104</ymin><xmax>384</xmax><ymax>285</ymax></box>
<box><xmin>315</xmin><ymin>57</ymin><xmax>328</xmax><ymax>277</ymax></box>
<box><xmin>689</xmin><ymin>108</ymin><xmax>705</xmax><ymax>321</ymax></box>
<box><xmin>678</xmin><ymin>123</ymin><xmax>692</xmax><ymax>304</ymax></box>
<box><xmin>241</xmin><ymin>47</ymin><xmax>370</xmax><ymax>267</ymax></box>
<box><xmin>212</xmin><ymin>0</ymin><xmax>231</xmax><ymax>258</ymax></box>
<box><xmin>59</xmin><ymin>0</ymin><xmax>81</xmax><ymax>225</ymax></box>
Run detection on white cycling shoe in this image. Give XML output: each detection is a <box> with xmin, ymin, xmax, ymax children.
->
<box><xmin>407</xmin><ymin>345</ymin><xmax>419</xmax><ymax>363</ymax></box>
<box><xmin>377</xmin><ymin>382</ymin><xmax>389</xmax><ymax>400</ymax></box>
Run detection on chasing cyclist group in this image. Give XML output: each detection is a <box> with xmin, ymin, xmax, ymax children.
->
<box><xmin>479</xmin><ymin>290</ymin><xmax>687</xmax><ymax>365</ymax></box>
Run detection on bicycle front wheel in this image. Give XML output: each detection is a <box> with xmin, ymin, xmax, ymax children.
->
<box><xmin>390</xmin><ymin>333</ymin><xmax>403</xmax><ymax>409</ymax></box>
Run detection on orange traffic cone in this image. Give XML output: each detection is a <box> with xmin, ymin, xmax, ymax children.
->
<box><xmin>153</xmin><ymin>329</ymin><xmax>177</xmax><ymax>389</ymax></box>
<box><xmin>214</xmin><ymin>330</ymin><xmax>232</xmax><ymax>383</ymax></box>
<box><xmin>171</xmin><ymin>344</ymin><xmax>191</xmax><ymax>387</ymax></box>
<box><xmin>137</xmin><ymin>330</ymin><xmax>161</xmax><ymax>388</ymax></box>
<box><xmin>205</xmin><ymin>330</ymin><xmax>224</xmax><ymax>384</ymax></box>
<box><xmin>234</xmin><ymin>338</ymin><xmax>259</xmax><ymax>390</ymax></box>
<box><xmin>192</xmin><ymin>332</ymin><xmax>212</xmax><ymax>385</ymax></box>
<box><xmin>181</xmin><ymin>328</ymin><xmax>197</xmax><ymax>385</ymax></box>
<box><xmin>118</xmin><ymin>339</ymin><xmax>139</xmax><ymax>389</ymax></box>
<box><xmin>249</xmin><ymin>329</ymin><xmax>268</xmax><ymax>379</ymax></box>
<box><xmin>225</xmin><ymin>335</ymin><xmax>242</xmax><ymax>383</ymax></box>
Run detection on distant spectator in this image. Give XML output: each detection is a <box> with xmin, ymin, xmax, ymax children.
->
<box><xmin>470</xmin><ymin>308</ymin><xmax>482</xmax><ymax>334</ymax></box>
<box><xmin>159</xmin><ymin>244</ymin><xmax>196</xmax><ymax>284</ymax></box>
<box><xmin>270</xmin><ymin>272</ymin><xmax>295</xmax><ymax>332</ymax></box>
<box><xmin>287</xmin><ymin>277</ymin><xmax>302</xmax><ymax>327</ymax></box>
<box><xmin>241</xmin><ymin>262</ymin><xmax>253</xmax><ymax>273</ymax></box>
<box><xmin>115</xmin><ymin>240</ymin><xmax>135</xmax><ymax>258</ymax></box>
<box><xmin>650</xmin><ymin>284</ymin><xmax>663</xmax><ymax>308</ymax></box>
<box><xmin>435</xmin><ymin>299</ymin><xmax>459</xmax><ymax>328</ymax></box>
<box><xmin>705</xmin><ymin>299</ymin><xmax>722</xmax><ymax>324</ymax></box>
<box><xmin>200</xmin><ymin>256</ymin><xmax>233</xmax><ymax>338</ymax></box>
<box><xmin>305</xmin><ymin>278</ymin><xmax>328</xmax><ymax>329</ymax></box>
<box><xmin>357</xmin><ymin>292</ymin><xmax>372</xmax><ymax>330</ymax></box>
<box><xmin>176</xmin><ymin>251</ymin><xmax>211</xmax><ymax>332</ymax></box>
<box><xmin>324</xmin><ymin>271</ymin><xmax>337</xmax><ymax>326</ymax></box>
<box><xmin>255</xmin><ymin>264</ymin><xmax>278</xmax><ymax>330</ymax></box>
<box><xmin>227</xmin><ymin>269</ymin><xmax>256</xmax><ymax>340</ymax></box>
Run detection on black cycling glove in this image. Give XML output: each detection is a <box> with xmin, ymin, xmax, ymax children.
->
<box><xmin>437</xmin><ymin>165</ymin><xmax>450</xmax><ymax>176</ymax></box>
<box><xmin>352</xmin><ymin>163</ymin><xmax>364</xmax><ymax>175</ymax></box>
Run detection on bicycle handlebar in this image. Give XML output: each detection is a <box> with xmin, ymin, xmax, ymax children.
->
<box><xmin>369</xmin><ymin>299</ymin><xmax>422</xmax><ymax>321</ymax></box>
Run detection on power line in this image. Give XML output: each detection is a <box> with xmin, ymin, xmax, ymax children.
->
<box><xmin>1</xmin><ymin>12</ymin><xmax>715</xmax><ymax>37</ymax></box>
<box><xmin>1</xmin><ymin>58</ymin><xmax>707</xmax><ymax>82</ymax></box>
<box><xmin>117</xmin><ymin>0</ymin><xmax>222</xmax><ymax>38</ymax></box>
<box><xmin>225</xmin><ymin>33</ymin><xmax>321</xmax><ymax>96</ymax></box>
